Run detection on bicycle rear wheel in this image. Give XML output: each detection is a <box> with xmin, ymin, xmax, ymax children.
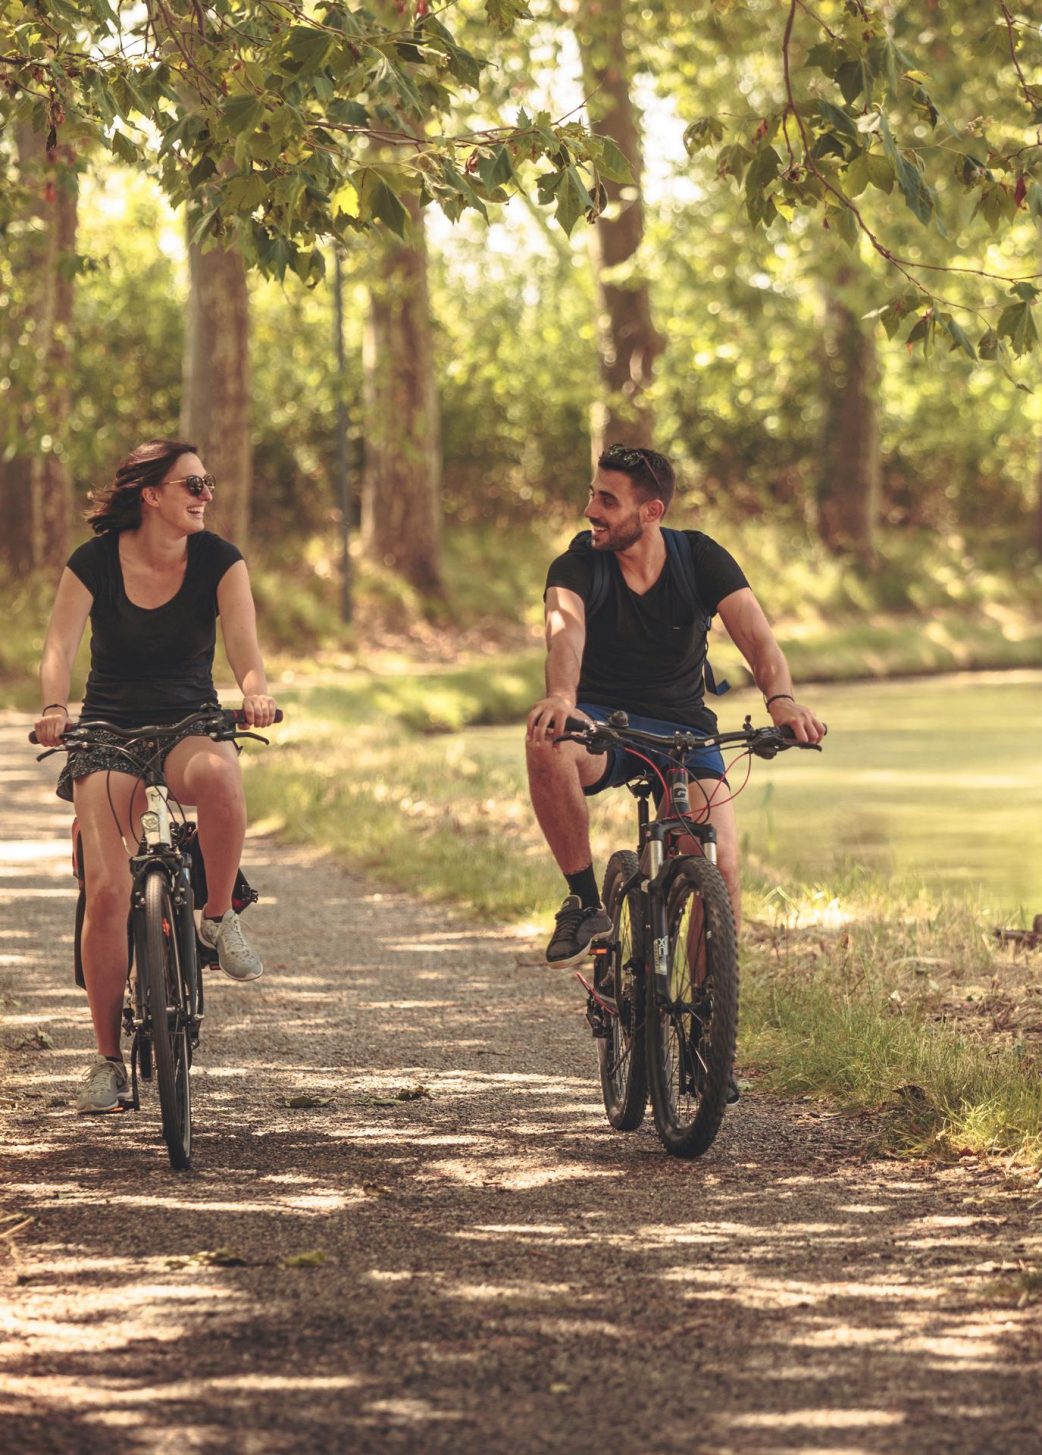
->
<box><xmin>597</xmin><ymin>851</ymin><xmax>648</xmax><ymax>1131</ymax></box>
<box><xmin>646</xmin><ymin>857</ymin><xmax>738</xmax><ymax>1159</ymax></box>
<box><xmin>141</xmin><ymin>867</ymin><xmax>192</xmax><ymax>1169</ymax></box>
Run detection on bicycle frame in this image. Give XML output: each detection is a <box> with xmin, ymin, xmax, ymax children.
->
<box><xmin>604</xmin><ymin>757</ymin><xmax>716</xmax><ymax>998</ymax></box>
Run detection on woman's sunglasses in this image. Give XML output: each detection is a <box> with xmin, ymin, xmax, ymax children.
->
<box><xmin>166</xmin><ymin>473</ymin><xmax>216</xmax><ymax>498</ymax></box>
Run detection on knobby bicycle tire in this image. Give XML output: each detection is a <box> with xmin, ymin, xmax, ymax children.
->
<box><xmin>598</xmin><ymin>851</ymin><xmax>648</xmax><ymax>1131</ymax></box>
<box><xmin>142</xmin><ymin>867</ymin><xmax>193</xmax><ymax>1169</ymax></box>
<box><xmin>645</xmin><ymin>856</ymin><xmax>738</xmax><ymax>1159</ymax></box>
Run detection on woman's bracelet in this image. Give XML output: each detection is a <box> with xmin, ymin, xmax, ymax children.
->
<box><xmin>764</xmin><ymin>693</ymin><xmax>795</xmax><ymax>710</ymax></box>
<box><xmin>42</xmin><ymin>703</ymin><xmax>68</xmax><ymax>714</ymax></box>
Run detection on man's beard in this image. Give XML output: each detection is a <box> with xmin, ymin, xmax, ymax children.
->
<box><xmin>590</xmin><ymin>511</ymin><xmax>644</xmax><ymax>552</ymax></box>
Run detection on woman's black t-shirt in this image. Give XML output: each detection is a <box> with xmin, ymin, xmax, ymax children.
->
<box><xmin>66</xmin><ymin>530</ymin><xmax>243</xmax><ymax>725</ymax></box>
<box><xmin>544</xmin><ymin>530</ymin><xmax>748</xmax><ymax>728</ymax></box>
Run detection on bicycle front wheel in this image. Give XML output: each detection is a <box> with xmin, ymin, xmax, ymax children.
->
<box><xmin>646</xmin><ymin>857</ymin><xmax>738</xmax><ymax>1159</ymax></box>
<box><xmin>597</xmin><ymin>851</ymin><xmax>648</xmax><ymax>1131</ymax></box>
<box><xmin>141</xmin><ymin>867</ymin><xmax>193</xmax><ymax>1169</ymax></box>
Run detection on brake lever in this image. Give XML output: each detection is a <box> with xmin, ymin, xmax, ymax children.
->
<box><xmin>35</xmin><ymin>747</ymin><xmax>63</xmax><ymax>762</ymax></box>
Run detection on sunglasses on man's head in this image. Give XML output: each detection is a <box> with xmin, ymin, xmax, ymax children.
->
<box><xmin>600</xmin><ymin>444</ymin><xmax>663</xmax><ymax>491</ymax></box>
<box><xmin>166</xmin><ymin>473</ymin><xmax>216</xmax><ymax>498</ymax></box>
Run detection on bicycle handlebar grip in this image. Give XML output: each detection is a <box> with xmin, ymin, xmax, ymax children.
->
<box><xmin>562</xmin><ymin>715</ymin><xmax>591</xmax><ymax>734</ymax></box>
<box><xmin>231</xmin><ymin>708</ymin><xmax>284</xmax><ymax>726</ymax></box>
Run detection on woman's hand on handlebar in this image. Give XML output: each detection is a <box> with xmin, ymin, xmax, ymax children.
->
<box><xmin>34</xmin><ymin>706</ymin><xmax>69</xmax><ymax>748</ymax></box>
<box><xmin>240</xmin><ymin>693</ymin><xmax>278</xmax><ymax>729</ymax></box>
<box><xmin>526</xmin><ymin>696</ymin><xmax>591</xmax><ymax>743</ymax></box>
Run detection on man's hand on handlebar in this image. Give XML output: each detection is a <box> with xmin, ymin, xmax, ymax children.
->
<box><xmin>766</xmin><ymin>698</ymin><xmax>826</xmax><ymax>745</ymax></box>
<box><xmin>526</xmin><ymin>696</ymin><xmax>591</xmax><ymax>743</ymax></box>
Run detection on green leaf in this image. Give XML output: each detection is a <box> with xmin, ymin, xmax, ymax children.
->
<box><xmin>484</xmin><ymin>0</ymin><xmax>533</xmax><ymax>30</ymax></box>
<box><xmin>327</xmin><ymin>99</ymin><xmax>369</xmax><ymax>128</ymax></box>
<box><xmin>744</xmin><ymin>145</ymin><xmax>781</xmax><ymax>226</ymax></box>
<box><xmin>683</xmin><ymin>117</ymin><xmax>726</xmax><ymax>155</ymax></box>
<box><xmin>939</xmin><ymin>313</ymin><xmax>976</xmax><ymax>358</ymax></box>
<box><xmin>1028</xmin><ymin>182</ymin><xmax>1042</xmax><ymax>226</ymax></box>
<box><xmin>222</xmin><ymin>94</ymin><xmax>266</xmax><ymax>136</ymax></box>
<box><xmin>829</xmin><ymin>203</ymin><xmax>859</xmax><ymax>249</ymax></box>
<box><xmin>109</xmin><ymin>129</ymin><xmax>139</xmax><ymax>165</ymax></box>
<box><xmin>879</xmin><ymin>115</ymin><xmax>934</xmax><ymax>225</ymax></box>
<box><xmin>865</xmin><ymin>151</ymin><xmax>894</xmax><ymax>193</ymax></box>
<box><xmin>816</xmin><ymin>99</ymin><xmax>859</xmax><ymax>142</ymax></box>
<box><xmin>367</xmin><ymin>177</ymin><xmax>409</xmax><ymax>236</ymax></box>
<box><xmin>476</xmin><ymin>144</ymin><xmax>514</xmax><ymax>191</ymax></box>
<box><xmin>843</xmin><ymin>152</ymin><xmax>869</xmax><ymax>198</ymax></box>
<box><xmin>224</xmin><ymin>172</ymin><xmax>269</xmax><ymax>211</ymax></box>
<box><xmin>590</xmin><ymin>135</ymin><xmax>631</xmax><ymax>184</ymax></box>
<box><xmin>716</xmin><ymin>142</ymin><xmax>751</xmax><ymax>183</ymax></box>
<box><xmin>997</xmin><ymin>301</ymin><xmax>1038</xmax><ymax>356</ymax></box>
<box><xmin>285</xmin><ymin>26</ymin><xmax>333</xmax><ymax>74</ymax></box>
<box><xmin>554</xmin><ymin>165</ymin><xmax>594</xmax><ymax>236</ymax></box>
<box><xmin>906</xmin><ymin>310</ymin><xmax>936</xmax><ymax>354</ymax></box>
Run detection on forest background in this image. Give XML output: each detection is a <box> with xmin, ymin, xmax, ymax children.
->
<box><xmin>3</xmin><ymin>1</ymin><xmax>1042</xmax><ymax>1162</ymax></box>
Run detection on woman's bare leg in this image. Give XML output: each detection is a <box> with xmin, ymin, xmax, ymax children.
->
<box><xmin>163</xmin><ymin>736</ymin><xmax>245</xmax><ymax>916</ymax></box>
<box><xmin>72</xmin><ymin>771</ymin><xmax>144</xmax><ymax>1058</ymax></box>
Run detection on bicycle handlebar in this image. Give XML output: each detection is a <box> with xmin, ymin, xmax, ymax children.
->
<box><xmin>556</xmin><ymin>710</ymin><xmax>824</xmax><ymax>761</ymax></box>
<box><xmin>29</xmin><ymin>706</ymin><xmax>284</xmax><ymax>748</ymax></box>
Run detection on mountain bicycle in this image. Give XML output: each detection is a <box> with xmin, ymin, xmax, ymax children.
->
<box><xmin>31</xmin><ymin>706</ymin><xmax>281</xmax><ymax>1170</ymax></box>
<box><xmin>557</xmin><ymin>710</ymin><xmax>823</xmax><ymax>1160</ymax></box>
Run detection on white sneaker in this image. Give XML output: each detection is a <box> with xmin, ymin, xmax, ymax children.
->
<box><xmin>76</xmin><ymin>1054</ymin><xmax>131</xmax><ymax>1114</ymax></box>
<box><xmin>199</xmin><ymin>909</ymin><xmax>263</xmax><ymax>981</ymax></box>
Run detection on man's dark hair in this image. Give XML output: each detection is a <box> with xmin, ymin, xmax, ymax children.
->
<box><xmin>86</xmin><ymin>438</ymin><xmax>198</xmax><ymax>534</ymax></box>
<box><xmin>597</xmin><ymin>444</ymin><xmax>676</xmax><ymax>513</ymax></box>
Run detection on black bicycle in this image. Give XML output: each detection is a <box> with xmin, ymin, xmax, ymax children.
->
<box><xmin>31</xmin><ymin>706</ymin><xmax>280</xmax><ymax>1170</ymax></box>
<box><xmin>558</xmin><ymin>710</ymin><xmax>823</xmax><ymax>1159</ymax></box>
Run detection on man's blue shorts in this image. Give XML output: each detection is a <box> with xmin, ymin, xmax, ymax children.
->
<box><xmin>578</xmin><ymin>703</ymin><xmax>727</xmax><ymax>799</ymax></box>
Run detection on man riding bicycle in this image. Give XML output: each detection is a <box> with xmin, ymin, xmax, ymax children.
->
<box><xmin>525</xmin><ymin>443</ymin><xmax>825</xmax><ymax>971</ymax></box>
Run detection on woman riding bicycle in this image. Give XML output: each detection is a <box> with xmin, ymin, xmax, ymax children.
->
<box><xmin>34</xmin><ymin>438</ymin><xmax>278</xmax><ymax>1114</ymax></box>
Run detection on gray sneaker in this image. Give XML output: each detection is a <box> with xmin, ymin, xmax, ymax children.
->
<box><xmin>546</xmin><ymin>895</ymin><xmax>613</xmax><ymax>969</ymax></box>
<box><xmin>76</xmin><ymin>1054</ymin><xmax>131</xmax><ymax>1114</ymax></box>
<box><xmin>199</xmin><ymin>909</ymin><xmax>263</xmax><ymax>981</ymax></box>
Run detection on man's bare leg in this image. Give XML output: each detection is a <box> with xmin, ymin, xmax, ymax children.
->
<box><xmin>525</xmin><ymin>735</ymin><xmax>604</xmax><ymax>875</ymax></box>
<box><xmin>526</xmin><ymin>733</ymin><xmax>613</xmax><ymax>967</ymax></box>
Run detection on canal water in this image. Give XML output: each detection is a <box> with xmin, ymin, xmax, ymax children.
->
<box><xmin>723</xmin><ymin>671</ymin><xmax>1042</xmax><ymax>910</ymax></box>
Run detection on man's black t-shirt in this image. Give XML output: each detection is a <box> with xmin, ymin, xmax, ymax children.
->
<box><xmin>66</xmin><ymin>529</ymin><xmax>243</xmax><ymax>725</ymax></box>
<box><xmin>544</xmin><ymin>531</ymin><xmax>748</xmax><ymax>727</ymax></box>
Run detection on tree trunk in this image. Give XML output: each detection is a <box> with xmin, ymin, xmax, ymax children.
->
<box><xmin>181</xmin><ymin>239</ymin><xmax>251</xmax><ymax>546</ymax></box>
<box><xmin>32</xmin><ymin>145</ymin><xmax>77</xmax><ymax>571</ymax></box>
<box><xmin>361</xmin><ymin>198</ymin><xmax>443</xmax><ymax>596</ymax></box>
<box><xmin>576</xmin><ymin>0</ymin><xmax>664</xmax><ymax>458</ymax></box>
<box><xmin>816</xmin><ymin>289</ymin><xmax>881</xmax><ymax>562</ymax></box>
<box><xmin>0</xmin><ymin>123</ymin><xmax>76</xmax><ymax>571</ymax></box>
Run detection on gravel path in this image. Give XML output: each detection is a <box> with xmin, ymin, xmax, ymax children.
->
<box><xmin>1</xmin><ymin>715</ymin><xmax>1040</xmax><ymax>1455</ymax></box>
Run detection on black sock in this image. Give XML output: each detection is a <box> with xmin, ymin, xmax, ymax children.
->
<box><xmin>565</xmin><ymin>865</ymin><xmax>599</xmax><ymax>910</ymax></box>
<box><xmin>105</xmin><ymin>1054</ymin><xmax>124</xmax><ymax>1065</ymax></box>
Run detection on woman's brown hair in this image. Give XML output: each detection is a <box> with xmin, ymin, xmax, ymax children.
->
<box><xmin>86</xmin><ymin>438</ymin><xmax>198</xmax><ymax>535</ymax></box>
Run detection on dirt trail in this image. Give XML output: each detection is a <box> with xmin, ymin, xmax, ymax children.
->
<box><xmin>1</xmin><ymin>715</ymin><xmax>1040</xmax><ymax>1455</ymax></box>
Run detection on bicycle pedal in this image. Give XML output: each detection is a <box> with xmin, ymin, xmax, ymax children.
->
<box><xmin>585</xmin><ymin>995</ymin><xmax>610</xmax><ymax>1038</ymax></box>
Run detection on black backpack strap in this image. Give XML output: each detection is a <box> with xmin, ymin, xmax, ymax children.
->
<box><xmin>567</xmin><ymin>530</ymin><xmax>610</xmax><ymax>620</ymax></box>
<box><xmin>662</xmin><ymin>528</ymin><xmax>730</xmax><ymax>697</ymax></box>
